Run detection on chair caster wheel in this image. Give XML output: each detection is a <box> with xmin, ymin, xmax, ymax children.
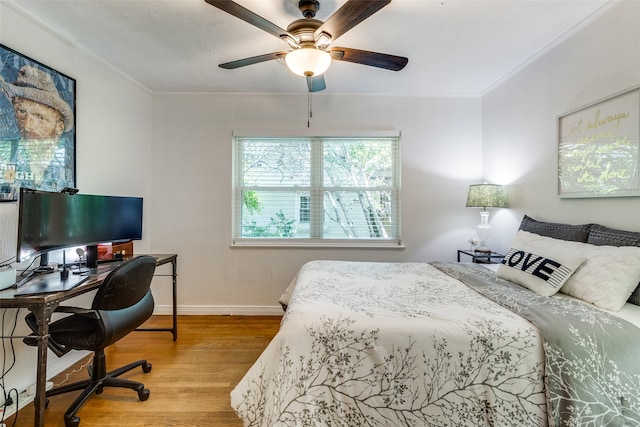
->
<box><xmin>138</xmin><ymin>388</ymin><xmax>150</xmax><ymax>401</ymax></box>
<box><xmin>142</xmin><ymin>362</ymin><xmax>152</xmax><ymax>373</ymax></box>
<box><xmin>64</xmin><ymin>415</ymin><xmax>80</xmax><ymax>427</ymax></box>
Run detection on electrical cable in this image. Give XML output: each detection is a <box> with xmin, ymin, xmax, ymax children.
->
<box><xmin>1</xmin><ymin>310</ymin><xmax>19</xmax><ymax>409</ymax></box>
<box><xmin>0</xmin><ymin>309</ymin><xmax>19</xmax><ymax>423</ymax></box>
<box><xmin>0</xmin><ymin>257</ymin><xmax>14</xmax><ymax>269</ymax></box>
<box><xmin>16</xmin><ymin>258</ymin><xmax>38</xmax><ymax>278</ymax></box>
<box><xmin>14</xmin><ymin>254</ymin><xmax>56</xmax><ymax>289</ymax></box>
<box><xmin>52</xmin><ymin>358</ymin><xmax>92</xmax><ymax>387</ymax></box>
<box><xmin>6</xmin><ymin>388</ymin><xmax>18</xmax><ymax>427</ymax></box>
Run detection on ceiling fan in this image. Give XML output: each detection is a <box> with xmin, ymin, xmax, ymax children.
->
<box><xmin>204</xmin><ymin>0</ymin><xmax>409</xmax><ymax>92</ymax></box>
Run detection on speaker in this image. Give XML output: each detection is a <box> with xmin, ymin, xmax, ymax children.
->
<box><xmin>86</xmin><ymin>245</ymin><xmax>98</xmax><ymax>269</ymax></box>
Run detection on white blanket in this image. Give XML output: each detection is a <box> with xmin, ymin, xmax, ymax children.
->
<box><xmin>231</xmin><ymin>261</ymin><xmax>548</xmax><ymax>426</ymax></box>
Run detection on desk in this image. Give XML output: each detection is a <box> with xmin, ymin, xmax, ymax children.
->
<box><xmin>0</xmin><ymin>254</ymin><xmax>177</xmax><ymax>427</ymax></box>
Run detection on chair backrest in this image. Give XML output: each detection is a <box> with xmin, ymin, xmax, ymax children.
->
<box><xmin>92</xmin><ymin>255</ymin><xmax>157</xmax><ymax>311</ymax></box>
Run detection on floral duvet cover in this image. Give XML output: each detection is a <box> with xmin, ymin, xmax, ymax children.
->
<box><xmin>230</xmin><ymin>260</ymin><xmax>640</xmax><ymax>426</ymax></box>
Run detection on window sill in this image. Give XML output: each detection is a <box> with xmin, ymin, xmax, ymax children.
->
<box><xmin>231</xmin><ymin>239</ymin><xmax>405</xmax><ymax>249</ymax></box>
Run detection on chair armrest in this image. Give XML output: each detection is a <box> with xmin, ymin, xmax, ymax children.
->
<box><xmin>54</xmin><ymin>306</ymin><xmax>100</xmax><ymax>320</ymax></box>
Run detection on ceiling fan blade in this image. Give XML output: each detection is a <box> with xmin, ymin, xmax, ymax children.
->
<box><xmin>306</xmin><ymin>75</ymin><xmax>326</xmax><ymax>92</ymax></box>
<box><xmin>219</xmin><ymin>51</ymin><xmax>288</xmax><ymax>69</ymax></box>
<box><xmin>315</xmin><ymin>0</ymin><xmax>391</xmax><ymax>42</ymax></box>
<box><xmin>330</xmin><ymin>47</ymin><xmax>408</xmax><ymax>71</ymax></box>
<box><xmin>204</xmin><ymin>0</ymin><xmax>294</xmax><ymax>42</ymax></box>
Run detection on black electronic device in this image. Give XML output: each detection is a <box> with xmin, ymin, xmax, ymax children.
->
<box><xmin>16</xmin><ymin>188</ymin><xmax>143</xmax><ymax>267</ymax></box>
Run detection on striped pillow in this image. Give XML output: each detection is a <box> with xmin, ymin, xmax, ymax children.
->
<box><xmin>498</xmin><ymin>231</ymin><xmax>583</xmax><ymax>297</ymax></box>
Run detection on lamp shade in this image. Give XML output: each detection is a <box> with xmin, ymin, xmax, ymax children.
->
<box><xmin>285</xmin><ymin>48</ymin><xmax>331</xmax><ymax>77</ymax></box>
<box><xmin>466</xmin><ymin>184</ymin><xmax>507</xmax><ymax>209</ymax></box>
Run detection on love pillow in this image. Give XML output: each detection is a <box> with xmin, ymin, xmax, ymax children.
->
<box><xmin>499</xmin><ymin>231</ymin><xmax>640</xmax><ymax>311</ymax></box>
<box><xmin>498</xmin><ymin>231</ymin><xmax>583</xmax><ymax>297</ymax></box>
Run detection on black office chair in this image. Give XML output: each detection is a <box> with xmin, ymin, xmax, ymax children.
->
<box><xmin>24</xmin><ymin>255</ymin><xmax>157</xmax><ymax>427</ymax></box>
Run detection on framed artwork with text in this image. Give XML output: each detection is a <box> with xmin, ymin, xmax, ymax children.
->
<box><xmin>0</xmin><ymin>44</ymin><xmax>76</xmax><ymax>201</ymax></box>
<box><xmin>558</xmin><ymin>86</ymin><xmax>640</xmax><ymax>198</ymax></box>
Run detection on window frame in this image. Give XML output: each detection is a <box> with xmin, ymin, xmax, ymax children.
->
<box><xmin>231</xmin><ymin>131</ymin><xmax>403</xmax><ymax>249</ymax></box>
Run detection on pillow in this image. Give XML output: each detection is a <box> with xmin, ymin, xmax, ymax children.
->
<box><xmin>629</xmin><ymin>289</ymin><xmax>640</xmax><ymax>306</ymax></box>
<box><xmin>587</xmin><ymin>224</ymin><xmax>640</xmax><ymax>247</ymax></box>
<box><xmin>560</xmin><ymin>241</ymin><xmax>640</xmax><ymax>311</ymax></box>
<box><xmin>519</xmin><ymin>215</ymin><xmax>592</xmax><ymax>242</ymax></box>
<box><xmin>586</xmin><ymin>224</ymin><xmax>640</xmax><ymax>306</ymax></box>
<box><xmin>497</xmin><ymin>231</ymin><xmax>584</xmax><ymax>296</ymax></box>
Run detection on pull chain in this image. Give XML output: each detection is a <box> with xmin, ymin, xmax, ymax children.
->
<box><xmin>307</xmin><ymin>92</ymin><xmax>312</xmax><ymax>128</ymax></box>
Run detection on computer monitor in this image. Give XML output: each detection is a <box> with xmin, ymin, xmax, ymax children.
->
<box><xmin>16</xmin><ymin>188</ymin><xmax>143</xmax><ymax>267</ymax></box>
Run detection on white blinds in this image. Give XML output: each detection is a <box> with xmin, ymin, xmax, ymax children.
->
<box><xmin>233</xmin><ymin>135</ymin><xmax>401</xmax><ymax>246</ymax></box>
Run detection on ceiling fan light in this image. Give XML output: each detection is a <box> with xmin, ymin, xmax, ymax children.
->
<box><xmin>285</xmin><ymin>48</ymin><xmax>331</xmax><ymax>77</ymax></box>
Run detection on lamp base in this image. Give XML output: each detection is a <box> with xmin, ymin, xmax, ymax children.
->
<box><xmin>475</xmin><ymin>210</ymin><xmax>492</xmax><ymax>255</ymax></box>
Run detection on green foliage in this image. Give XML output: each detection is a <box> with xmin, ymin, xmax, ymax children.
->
<box><xmin>239</xmin><ymin>137</ymin><xmax>397</xmax><ymax>239</ymax></box>
<box><xmin>243</xmin><ymin>191</ymin><xmax>262</xmax><ymax>214</ymax></box>
<box><xmin>242</xmin><ymin>210</ymin><xmax>297</xmax><ymax>238</ymax></box>
<box><xmin>270</xmin><ymin>210</ymin><xmax>296</xmax><ymax>237</ymax></box>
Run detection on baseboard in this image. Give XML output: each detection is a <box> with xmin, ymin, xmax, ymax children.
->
<box><xmin>0</xmin><ymin>350</ymin><xmax>90</xmax><ymax>417</ymax></box>
<box><xmin>152</xmin><ymin>304</ymin><xmax>284</xmax><ymax>316</ymax></box>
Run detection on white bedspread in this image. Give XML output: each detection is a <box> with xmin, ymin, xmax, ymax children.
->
<box><xmin>231</xmin><ymin>261</ymin><xmax>548</xmax><ymax>426</ymax></box>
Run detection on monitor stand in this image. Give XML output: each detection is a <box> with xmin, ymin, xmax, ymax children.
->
<box><xmin>35</xmin><ymin>252</ymin><xmax>54</xmax><ymax>274</ymax></box>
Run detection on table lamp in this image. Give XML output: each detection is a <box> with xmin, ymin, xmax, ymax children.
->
<box><xmin>466</xmin><ymin>183</ymin><xmax>507</xmax><ymax>253</ymax></box>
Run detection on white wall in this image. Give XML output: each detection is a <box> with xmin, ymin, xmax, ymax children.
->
<box><xmin>0</xmin><ymin>2</ymin><xmax>153</xmax><ymax>402</ymax></box>
<box><xmin>150</xmin><ymin>94</ymin><xmax>483</xmax><ymax>312</ymax></box>
<box><xmin>0</xmin><ymin>0</ymin><xmax>483</xmax><ymax>401</ymax></box>
<box><xmin>5</xmin><ymin>0</ymin><xmax>635</xmax><ymax>410</ymax></box>
<box><xmin>482</xmin><ymin>0</ymin><xmax>640</xmax><ymax>253</ymax></box>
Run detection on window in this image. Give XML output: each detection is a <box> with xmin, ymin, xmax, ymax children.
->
<box><xmin>232</xmin><ymin>134</ymin><xmax>401</xmax><ymax>247</ymax></box>
<box><xmin>299</xmin><ymin>195</ymin><xmax>311</xmax><ymax>223</ymax></box>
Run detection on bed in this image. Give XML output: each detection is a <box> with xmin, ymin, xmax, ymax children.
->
<box><xmin>230</xmin><ymin>216</ymin><xmax>640</xmax><ymax>426</ymax></box>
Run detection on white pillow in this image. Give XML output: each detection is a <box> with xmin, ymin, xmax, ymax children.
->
<box><xmin>498</xmin><ymin>231</ymin><xmax>583</xmax><ymax>296</ymax></box>
<box><xmin>500</xmin><ymin>231</ymin><xmax>640</xmax><ymax>311</ymax></box>
<box><xmin>561</xmin><ymin>243</ymin><xmax>640</xmax><ymax>311</ymax></box>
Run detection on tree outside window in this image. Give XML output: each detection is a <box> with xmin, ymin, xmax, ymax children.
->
<box><xmin>233</xmin><ymin>135</ymin><xmax>400</xmax><ymax>246</ymax></box>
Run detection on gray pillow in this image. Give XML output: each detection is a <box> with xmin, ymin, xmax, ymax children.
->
<box><xmin>587</xmin><ymin>224</ymin><xmax>640</xmax><ymax>306</ymax></box>
<box><xmin>587</xmin><ymin>224</ymin><xmax>640</xmax><ymax>246</ymax></box>
<box><xmin>519</xmin><ymin>215</ymin><xmax>592</xmax><ymax>242</ymax></box>
<box><xmin>629</xmin><ymin>287</ymin><xmax>640</xmax><ymax>306</ymax></box>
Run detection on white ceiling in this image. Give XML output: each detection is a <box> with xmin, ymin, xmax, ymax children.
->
<box><xmin>5</xmin><ymin>0</ymin><xmax>614</xmax><ymax>96</ymax></box>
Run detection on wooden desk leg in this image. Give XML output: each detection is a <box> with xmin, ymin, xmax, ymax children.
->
<box><xmin>29</xmin><ymin>301</ymin><xmax>57</xmax><ymax>427</ymax></box>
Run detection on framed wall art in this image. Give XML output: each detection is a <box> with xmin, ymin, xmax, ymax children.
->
<box><xmin>558</xmin><ymin>86</ymin><xmax>640</xmax><ymax>198</ymax></box>
<box><xmin>0</xmin><ymin>44</ymin><xmax>76</xmax><ymax>202</ymax></box>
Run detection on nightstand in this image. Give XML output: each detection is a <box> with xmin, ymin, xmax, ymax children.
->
<box><xmin>457</xmin><ymin>249</ymin><xmax>505</xmax><ymax>264</ymax></box>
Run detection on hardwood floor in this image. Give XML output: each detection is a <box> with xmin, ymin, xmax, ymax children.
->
<box><xmin>6</xmin><ymin>315</ymin><xmax>282</xmax><ymax>427</ymax></box>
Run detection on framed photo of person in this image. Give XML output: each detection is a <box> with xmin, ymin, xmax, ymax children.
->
<box><xmin>0</xmin><ymin>44</ymin><xmax>76</xmax><ymax>201</ymax></box>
